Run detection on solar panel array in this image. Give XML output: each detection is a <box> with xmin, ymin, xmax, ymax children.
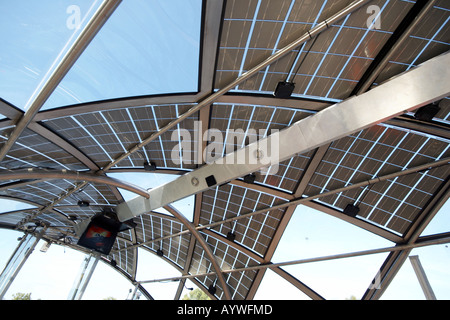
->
<box><xmin>0</xmin><ymin>0</ymin><xmax>448</xmax><ymax>300</ymax></box>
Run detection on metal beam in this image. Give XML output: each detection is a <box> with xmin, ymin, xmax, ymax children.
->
<box><xmin>351</xmin><ymin>0</ymin><xmax>437</xmax><ymax>95</ymax></box>
<box><xmin>27</xmin><ymin>122</ymin><xmax>100</xmax><ymax>171</ymax></box>
<box><xmin>0</xmin><ymin>98</ymin><xmax>23</xmax><ymax>122</ymax></box>
<box><xmin>96</xmin><ymin>0</ymin><xmax>371</xmax><ymax>174</ymax></box>
<box><xmin>0</xmin><ymin>169</ymin><xmax>149</xmax><ymax>198</ymax></box>
<box><xmin>215</xmin><ymin>93</ymin><xmax>332</xmax><ymax>112</ymax></box>
<box><xmin>0</xmin><ymin>1</ymin><xmax>122</xmax><ymax>162</ymax></box>
<box><xmin>114</xmin><ymin>157</ymin><xmax>450</xmax><ymax>253</ymax></box>
<box><xmin>32</xmin><ymin>94</ymin><xmax>200</xmax><ymax>122</ymax></box>
<box><xmin>0</xmin><ymin>229</ymin><xmax>46</xmax><ymax>299</ymax></box>
<box><xmin>271</xmin><ymin>267</ymin><xmax>325</xmax><ymax>300</ymax></box>
<box><xmin>174</xmin><ymin>236</ymin><xmax>197</xmax><ymax>300</ymax></box>
<box><xmin>304</xmin><ymin>200</ymin><xmax>403</xmax><ymax>243</ymax></box>
<box><xmin>198</xmin><ymin>0</ymin><xmax>225</xmax><ymax>94</ymax></box>
<box><xmin>117</xmin><ymin>51</ymin><xmax>450</xmax><ymax>222</ymax></box>
<box><xmin>363</xmin><ymin>176</ymin><xmax>450</xmax><ymax>300</ymax></box>
<box><xmin>246</xmin><ymin>145</ymin><xmax>331</xmax><ymax>299</ymax></box>
<box><xmin>409</xmin><ymin>255</ymin><xmax>437</xmax><ymax>300</ymax></box>
<box><xmin>137</xmin><ymin>235</ymin><xmax>450</xmax><ymax>286</ymax></box>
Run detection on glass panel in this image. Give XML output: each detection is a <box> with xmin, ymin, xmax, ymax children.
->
<box><xmin>43</xmin><ymin>0</ymin><xmax>202</xmax><ymax>109</ymax></box>
<box><xmin>0</xmin><ymin>198</ymin><xmax>36</xmax><ymax>214</ymax></box>
<box><xmin>0</xmin><ymin>0</ymin><xmax>102</xmax><ymax>110</ymax></box>
<box><xmin>273</xmin><ymin>204</ymin><xmax>392</xmax><ymax>299</ymax></box>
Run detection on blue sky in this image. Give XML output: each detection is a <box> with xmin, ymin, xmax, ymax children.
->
<box><xmin>0</xmin><ymin>0</ymin><xmax>201</xmax><ymax>111</ymax></box>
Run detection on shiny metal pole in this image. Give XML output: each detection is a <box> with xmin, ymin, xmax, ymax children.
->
<box><xmin>100</xmin><ymin>0</ymin><xmax>372</xmax><ymax>172</ymax></box>
<box><xmin>409</xmin><ymin>255</ymin><xmax>437</xmax><ymax>300</ymax></box>
<box><xmin>0</xmin><ymin>0</ymin><xmax>122</xmax><ymax>162</ymax></box>
<box><xmin>0</xmin><ymin>229</ymin><xmax>45</xmax><ymax>300</ymax></box>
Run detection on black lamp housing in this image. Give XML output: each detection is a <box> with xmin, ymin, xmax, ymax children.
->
<box><xmin>414</xmin><ymin>103</ymin><xmax>440</xmax><ymax>121</ymax></box>
<box><xmin>243</xmin><ymin>173</ymin><xmax>256</xmax><ymax>184</ymax></box>
<box><xmin>343</xmin><ymin>203</ymin><xmax>360</xmax><ymax>218</ymax></box>
<box><xmin>77</xmin><ymin>200</ymin><xmax>90</xmax><ymax>207</ymax></box>
<box><xmin>144</xmin><ymin>161</ymin><xmax>157</xmax><ymax>171</ymax></box>
<box><xmin>274</xmin><ymin>81</ymin><xmax>295</xmax><ymax>98</ymax></box>
<box><xmin>208</xmin><ymin>284</ymin><xmax>217</xmax><ymax>295</ymax></box>
<box><xmin>226</xmin><ymin>231</ymin><xmax>236</xmax><ymax>242</ymax></box>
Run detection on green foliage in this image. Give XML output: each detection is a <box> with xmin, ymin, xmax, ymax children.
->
<box><xmin>182</xmin><ymin>288</ymin><xmax>211</xmax><ymax>300</ymax></box>
<box><xmin>12</xmin><ymin>292</ymin><xmax>32</xmax><ymax>300</ymax></box>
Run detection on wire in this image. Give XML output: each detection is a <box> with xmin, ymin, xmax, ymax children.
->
<box><xmin>354</xmin><ymin>182</ymin><xmax>375</xmax><ymax>206</ymax></box>
<box><xmin>288</xmin><ymin>33</ymin><xmax>320</xmax><ymax>83</ymax></box>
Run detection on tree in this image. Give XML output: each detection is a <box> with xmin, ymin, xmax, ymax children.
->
<box><xmin>12</xmin><ymin>292</ymin><xmax>32</xmax><ymax>300</ymax></box>
<box><xmin>182</xmin><ymin>288</ymin><xmax>211</xmax><ymax>300</ymax></box>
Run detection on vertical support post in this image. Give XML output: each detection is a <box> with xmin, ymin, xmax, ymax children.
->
<box><xmin>0</xmin><ymin>229</ymin><xmax>45</xmax><ymax>300</ymax></box>
<box><xmin>409</xmin><ymin>255</ymin><xmax>437</xmax><ymax>300</ymax></box>
<box><xmin>68</xmin><ymin>253</ymin><xmax>100</xmax><ymax>300</ymax></box>
<box><xmin>130</xmin><ymin>282</ymin><xmax>140</xmax><ymax>300</ymax></box>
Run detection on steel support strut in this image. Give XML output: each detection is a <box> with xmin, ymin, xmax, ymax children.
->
<box><xmin>117</xmin><ymin>52</ymin><xmax>450</xmax><ymax>222</ymax></box>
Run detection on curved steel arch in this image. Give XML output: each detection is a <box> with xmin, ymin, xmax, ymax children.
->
<box><xmin>0</xmin><ymin>169</ymin><xmax>232</xmax><ymax>299</ymax></box>
<box><xmin>0</xmin><ymin>0</ymin><xmax>448</xmax><ymax>301</ymax></box>
<box><xmin>0</xmin><ymin>169</ymin><xmax>150</xmax><ymax>198</ymax></box>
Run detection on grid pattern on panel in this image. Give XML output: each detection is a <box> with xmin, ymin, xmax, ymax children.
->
<box><xmin>43</xmin><ymin>115</ymin><xmax>124</xmax><ymax>168</ymax></box>
<box><xmin>315</xmin><ymin>164</ymin><xmax>450</xmax><ymax>235</ymax></box>
<box><xmin>215</xmin><ymin>0</ymin><xmax>346</xmax><ymax>91</ymax></box>
<box><xmin>111</xmin><ymin>238</ymin><xmax>136</xmax><ymax>277</ymax></box>
<box><xmin>215</xmin><ymin>0</ymin><xmax>413</xmax><ymax>101</ymax></box>
<box><xmin>306</xmin><ymin>124</ymin><xmax>450</xmax><ymax>234</ymax></box>
<box><xmin>257</xmin><ymin>152</ymin><xmax>314</xmax><ymax>193</ymax></box>
<box><xmin>136</xmin><ymin>213</ymin><xmax>190</xmax><ymax>269</ymax></box>
<box><xmin>209</xmin><ymin>103</ymin><xmax>314</xmax><ymax>192</ymax></box>
<box><xmin>0</xmin><ymin>179</ymin><xmax>76</xmax><ymax>206</ymax></box>
<box><xmin>0</xmin><ymin>129</ymin><xmax>86</xmax><ymax>171</ymax></box>
<box><xmin>200</xmin><ymin>183</ymin><xmax>287</xmax><ymax>256</ymax></box>
<box><xmin>375</xmin><ymin>1</ymin><xmax>450</xmax><ymax>85</ymax></box>
<box><xmin>43</xmin><ymin>104</ymin><xmax>197</xmax><ymax>170</ymax></box>
<box><xmin>403</xmin><ymin>97</ymin><xmax>450</xmax><ymax>125</ymax></box>
<box><xmin>154</xmin><ymin>104</ymin><xmax>198</xmax><ymax>170</ymax></box>
<box><xmin>75</xmin><ymin>183</ymin><xmax>118</xmax><ymax>206</ymax></box>
<box><xmin>190</xmin><ymin>232</ymin><xmax>260</xmax><ymax>300</ymax></box>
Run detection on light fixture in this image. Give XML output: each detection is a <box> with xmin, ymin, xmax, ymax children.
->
<box><xmin>226</xmin><ymin>231</ymin><xmax>236</xmax><ymax>242</ymax></box>
<box><xmin>343</xmin><ymin>203</ymin><xmax>360</xmax><ymax>218</ymax></box>
<box><xmin>414</xmin><ymin>103</ymin><xmax>440</xmax><ymax>121</ymax></box>
<box><xmin>243</xmin><ymin>173</ymin><xmax>256</xmax><ymax>184</ymax></box>
<box><xmin>274</xmin><ymin>81</ymin><xmax>295</xmax><ymax>98</ymax></box>
<box><xmin>208</xmin><ymin>284</ymin><xmax>216</xmax><ymax>295</ymax></box>
<box><xmin>144</xmin><ymin>161</ymin><xmax>157</xmax><ymax>171</ymax></box>
<box><xmin>77</xmin><ymin>200</ymin><xmax>90</xmax><ymax>207</ymax></box>
<box><xmin>274</xmin><ymin>35</ymin><xmax>319</xmax><ymax>99</ymax></box>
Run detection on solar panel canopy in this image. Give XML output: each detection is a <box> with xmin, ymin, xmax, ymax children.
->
<box><xmin>0</xmin><ymin>0</ymin><xmax>449</xmax><ymax>300</ymax></box>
